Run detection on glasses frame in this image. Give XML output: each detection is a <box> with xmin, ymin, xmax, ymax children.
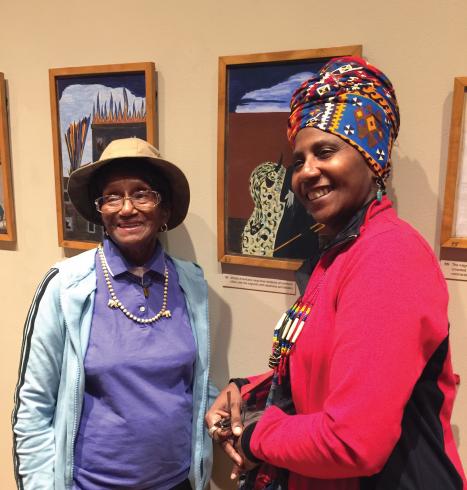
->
<box><xmin>95</xmin><ymin>190</ymin><xmax>162</xmax><ymax>214</ymax></box>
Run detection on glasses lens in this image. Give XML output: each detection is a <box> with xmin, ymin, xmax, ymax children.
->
<box><xmin>95</xmin><ymin>195</ymin><xmax>123</xmax><ymax>213</ymax></box>
<box><xmin>132</xmin><ymin>190</ymin><xmax>159</xmax><ymax>207</ymax></box>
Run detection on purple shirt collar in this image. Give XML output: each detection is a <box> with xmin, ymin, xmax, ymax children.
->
<box><xmin>103</xmin><ymin>237</ymin><xmax>165</xmax><ymax>278</ymax></box>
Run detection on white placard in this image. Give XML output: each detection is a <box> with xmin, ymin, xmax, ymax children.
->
<box><xmin>441</xmin><ymin>260</ymin><xmax>467</xmax><ymax>281</ymax></box>
<box><xmin>222</xmin><ymin>273</ymin><xmax>297</xmax><ymax>295</ymax></box>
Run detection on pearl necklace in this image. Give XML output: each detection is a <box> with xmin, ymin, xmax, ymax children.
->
<box><xmin>97</xmin><ymin>244</ymin><xmax>171</xmax><ymax>324</ymax></box>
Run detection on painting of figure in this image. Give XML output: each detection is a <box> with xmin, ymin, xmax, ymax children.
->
<box><xmin>225</xmin><ymin>58</ymin><xmax>327</xmax><ymax>260</ymax></box>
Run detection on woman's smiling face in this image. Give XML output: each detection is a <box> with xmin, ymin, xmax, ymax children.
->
<box><xmin>291</xmin><ymin>127</ymin><xmax>376</xmax><ymax>237</ymax></box>
<box><xmin>99</xmin><ymin>168</ymin><xmax>169</xmax><ymax>264</ymax></box>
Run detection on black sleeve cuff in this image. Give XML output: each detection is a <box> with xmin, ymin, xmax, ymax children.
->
<box><xmin>228</xmin><ymin>378</ymin><xmax>250</xmax><ymax>391</ymax></box>
<box><xmin>241</xmin><ymin>422</ymin><xmax>262</xmax><ymax>464</ymax></box>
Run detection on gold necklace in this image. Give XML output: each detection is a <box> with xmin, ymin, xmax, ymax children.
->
<box><xmin>97</xmin><ymin>244</ymin><xmax>171</xmax><ymax>324</ymax></box>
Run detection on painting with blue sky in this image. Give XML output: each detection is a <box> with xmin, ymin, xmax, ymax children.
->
<box><xmin>53</xmin><ymin>69</ymin><xmax>151</xmax><ymax>244</ymax></box>
<box><xmin>57</xmin><ymin>73</ymin><xmax>146</xmax><ymax>177</ymax></box>
<box><xmin>225</xmin><ymin>58</ymin><xmax>326</xmax><ymax>260</ymax></box>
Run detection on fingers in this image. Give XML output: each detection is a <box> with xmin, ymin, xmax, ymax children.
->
<box><xmin>205</xmin><ymin>408</ymin><xmax>229</xmax><ymax>429</ymax></box>
<box><xmin>229</xmin><ymin>395</ymin><xmax>243</xmax><ymax>437</ymax></box>
<box><xmin>221</xmin><ymin>438</ymin><xmax>243</xmax><ymax>467</ymax></box>
<box><xmin>205</xmin><ymin>382</ymin><xmax>246</xmax><ymax>472</ymax></box>
<box><xmin>230</xmin><ymin>463</ymin><xmax>243</xmax><ymax>481</ymax></box>
<box><xmin>205</xmin><ymin>382</ymin><xmax>243</xmax><ymax>434</ymax></box>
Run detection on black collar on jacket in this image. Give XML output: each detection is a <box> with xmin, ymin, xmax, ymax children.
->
<box><xmin>295</xmin><ymin>199</ymin><xmax>375</xmax><ymax>295</ymax></box>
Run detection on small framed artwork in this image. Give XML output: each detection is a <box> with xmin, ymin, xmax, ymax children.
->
<box><xmin>441</xmin><ymin>77</ymin><xmax>467</xmax><ymax>249</ymax></box>
<box><xmin>0</xmin><ymin>72</ymin><xmax>16</xmax><ymax>242</ymax></box>
<box><xmin>49</xmin><ymin>62</ymin><xmax>157</xmax><ymax>249</ymax></box>
<box><xmin>217</xmin><ymin>45</ymin><xmax>362</xmax><ymax>270</ymax></box>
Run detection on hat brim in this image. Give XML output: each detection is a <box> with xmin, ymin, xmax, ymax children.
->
<box><xmin>67</xmin><ymin>154</ymin><xmax>190</xmax><ymax>230</ymax></box>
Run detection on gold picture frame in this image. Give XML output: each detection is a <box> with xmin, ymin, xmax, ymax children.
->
<box><xmin>441</xmin><ymin>77</ymin><xmax>467</xmax><ymax>249</ymax></box>
<box><xmin>0</xmin><ymin>72</ymin><xmax>16</xmax><ymax>242</ymax></box>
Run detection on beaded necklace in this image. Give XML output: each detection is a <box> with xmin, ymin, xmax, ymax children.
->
<box><xmin>268</xmin><ymin>271</ymin><xmax>326</xmax><ymax>374</ymax></box>
<box><xmin>97</xmin><ymin>244</ymin><xmax>171</xmax><ymax>324</ymax></box>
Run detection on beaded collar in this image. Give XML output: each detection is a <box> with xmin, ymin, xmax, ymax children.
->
<box><xmin>97</xmin><ymin>244</ymin><xmax>171</xmax><ymax>324</ymax></box>
<box><xmin>269</xmin><ymin>270</ymin><xmax>326</xmax><ymax>376</ymax></box>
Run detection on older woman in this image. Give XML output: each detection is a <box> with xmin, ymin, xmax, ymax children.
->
<box><xmin>206</xmin><ymin>57</ymin><xmax>466</xmax><ymax>489</ymax></box>
<box><xmin>13</xmin><ymin>138</ymin><xmax>215</xmax><ymax>490</ymax></box>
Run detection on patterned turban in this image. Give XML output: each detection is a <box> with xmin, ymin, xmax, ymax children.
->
<box><xmin>287</xmin><ymin>56</ymin><xmax>400</xmax><ymax>178</ymax></box>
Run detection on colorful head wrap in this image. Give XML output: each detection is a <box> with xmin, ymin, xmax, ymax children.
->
<box><xmin>287</xmin><ymin>56</ymin><xmax>400</xmax><ymax>178</ymax></box>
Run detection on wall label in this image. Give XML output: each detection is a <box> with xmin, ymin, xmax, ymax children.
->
<box><xmin>222</xmin><ymin>274</ymin><xmax>297</xmax><ymax>295</ymax></box>
<box><xmin>441</xmin><ymin>260</ymin><xmax>467</xmax><ymax>281</ymax></box>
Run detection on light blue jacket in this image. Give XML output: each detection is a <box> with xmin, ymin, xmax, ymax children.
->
<box><xmin>12</xmin><ymin>248</ymin><xmax>216</xmax><ymax>490</ymax></box>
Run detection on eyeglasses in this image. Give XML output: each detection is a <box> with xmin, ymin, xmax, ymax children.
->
<box><xmin>95</xmin><ymin>190</ymin><xmax>162</xmax><ymax>213</ymax></box>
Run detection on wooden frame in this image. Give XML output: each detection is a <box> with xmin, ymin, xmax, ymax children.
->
<box><xmin>217</xmin><ymin>45</ymin><xmax>362</xmax><ymax>270</ymax></box>
<box><xmin>441</xmin><ymin>77</ymin><xmax>467</xmax><ymax>249</ymax></box>
<box><xmin>0</xmin><ymin>73</ymin><xmax>16</xmax><ymax>242</ymax></box>
<box><xmin>49</xmin><ymin>62</ymin><xmax>157</xmax><ymax>249</ymax></box>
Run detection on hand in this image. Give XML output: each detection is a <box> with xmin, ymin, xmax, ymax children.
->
<box><xmin>229</xmin><ymin>431</ymin><xmax>259</xmax><ymax>480</ymax></box>
<box><xmin>205</xmin><ymin>382</ymin><xmax>244</xmax><ymax>467</ymax></box>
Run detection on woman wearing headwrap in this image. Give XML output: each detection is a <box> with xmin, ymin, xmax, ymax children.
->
<box><xmin>206</xmin><ymin>57</ymin><xmax>466</xmax><ymax>489</ymax></box>
<box><xmin>13</xmin><ymin>138</ymin><xmax>216</xmax><ymax>490</ymax></box>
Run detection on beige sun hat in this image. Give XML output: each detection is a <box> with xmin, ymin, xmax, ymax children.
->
<box><xmin>67</xmin><ymin>137</ymin><xmax>190</xmax><ymax>230</ymax></box>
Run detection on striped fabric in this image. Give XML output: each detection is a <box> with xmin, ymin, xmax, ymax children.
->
<box><xmin>287</xmin><ymin>56</ymin><xmax>400</xmax><ymax>178</ymax></box>
<box><xmin>12</xmin><ymin>268</ymin><xmax>59</xmax><ymax>490</ymax></box>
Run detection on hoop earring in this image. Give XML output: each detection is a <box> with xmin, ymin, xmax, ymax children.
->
<box><xmin>159</xmin><ymin>223</ymin><xmax>168</xmax><ymax>233</ymax></box>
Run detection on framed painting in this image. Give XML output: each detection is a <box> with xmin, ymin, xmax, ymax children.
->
<box><xmin>217</xmin><ymin>45</ymin><xmax>362</xmax><ymax>270</ymax></box>
<box><xmin>49</xmin><ymin>62</ymin><xmax>157</xmax><ymax>249</ymax></box>
<box><xmin>441</xmin><ymin>77</ymin><xmax>467</xmax><ymax>249</ymax></box>
<box><xmin>0</xmin><ymin>72</ymin><xmax>16</xmax><ymax>242</ymax></box>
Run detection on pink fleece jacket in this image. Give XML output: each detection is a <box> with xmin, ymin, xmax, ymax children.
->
<box><xmin>249</xmin><ymin>198</ymin><xmax>466</xmax><ymax>489</ymax></box>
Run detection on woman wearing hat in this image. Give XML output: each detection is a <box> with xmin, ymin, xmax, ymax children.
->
<box><xmin>13</xmin><ymin>138</ymin><xmax>216</xmax><ymax>490</ymax></box>
<box><xmin>206</xmin><ymin>57</ymin><xmax>466</xmax><ymax>489</ymax></box>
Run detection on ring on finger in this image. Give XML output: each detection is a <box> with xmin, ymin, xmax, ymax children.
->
<box><xmin>208</xmin><ymin>425</ymin><xmax>219</xmax><ymax>438</ymax></box>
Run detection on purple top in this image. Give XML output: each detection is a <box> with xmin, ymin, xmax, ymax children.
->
<box><xmin>73</xmin><ymin>238</ymin><xmax>196</xmax><ymax>490</ymax></box>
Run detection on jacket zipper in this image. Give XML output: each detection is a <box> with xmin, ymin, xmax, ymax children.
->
<box><xmin>68</xmin><ymin>362</ymin><xmax>80</xmax><ymax>489</ymax></box>
<box><xmin>197</xmin><ymin>289</ymin><xmax>210</xmax><ymax>486</ymax></box>
<box><xmin>62</xmin><ymin>311</ymin><xmax>81</xmax><ymax>490</ymax></box>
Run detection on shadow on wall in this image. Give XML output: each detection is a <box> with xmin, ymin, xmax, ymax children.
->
<box><xmin>437</xmin><ymin>90</ymin><xmax>453</xmax><ymax>247</ymax></box>
<box><xmin>388</xmin><ymin>147</ymin><xmax>439</xmax><ymax>246</ymax></box>
<box><xmin>453</xmin><ymin>424</ymin><xmax>460</xmax><ymax>449</ymax></box>
<box><xmin>211</xmin><ymin>445</ymin><xmax>238</xmax><ymax>490</ymax></box>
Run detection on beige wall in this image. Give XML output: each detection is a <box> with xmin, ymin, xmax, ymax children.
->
<box><xmin>1</xmin><ymin>0</ymin><xmax>466</xmax><ymax>488</ymax></box>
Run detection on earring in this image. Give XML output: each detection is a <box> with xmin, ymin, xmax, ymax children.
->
<box><xmin>159</xmin><ymin>223</ymin><xmax>168</xmax><ymax>233</ymax></box>
<box><xmin>376</xmin><ymin>178</ymin><xmax>385</xmax><ymax>202</ymax></box>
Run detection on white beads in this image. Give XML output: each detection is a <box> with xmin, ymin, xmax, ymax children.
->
<box><xmin>97</xmin><ymin>244</ymin><xmax>171</xmax><ymax>325</ymax></box>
